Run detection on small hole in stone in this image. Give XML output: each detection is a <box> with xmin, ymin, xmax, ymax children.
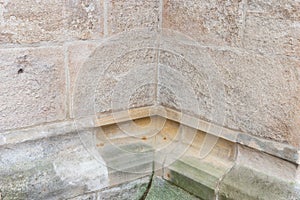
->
<box><xmin>141</xmin><ymin>136</ymin><xmax>147</xmax><ymax>140</ymax></box>
<box><xmin>163</xmin><ymin>137</ymin><xmax>167</xmax><ymax>140</ymax></box>
<box><xmin>18</xmin><ymin>68</ymin><xmax>24</xmax><ymax>74</ymax></box>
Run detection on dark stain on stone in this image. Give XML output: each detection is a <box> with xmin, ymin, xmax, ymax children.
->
<box><xmin>141</xmin><ymin>136</ymin><xmax>147</xmax><ymax>140</ymax></box>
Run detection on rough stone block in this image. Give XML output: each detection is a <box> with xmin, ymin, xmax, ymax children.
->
<box><xmin>97</xmin><ymin>176</ymin><xmax>150</xmax><ymax>200</ymax></box>
<box><xmin>0</xmin><ymin>47</ymin><xmax>66</xmax><ymax>131</ymax></box>
<box><xmin>0</xmin><ymin>133</ymin><xmax>109</xmax><ymax>200</ymax></box>
<box><xmin>72</xmin><ymin>39</ymin><xmax>158</xmax><ymax>117</ymax></box>
<box><xmin>219</xmin><ymin>146</ymin><xmax>300</xmax><ymax>200</ymax></box>
<box><xmin>163</xmin><ymin>0</ymin><xmax>244</xmax><ymax>46</ymax></box>
<box><xmin>207</xmin><ymin>48</ymin><xmax>300</xmax><ymax>145</ymax></box>
<box><xmin>69</xmin><ymin>169</ymin><xmax>151</xmax><ymax>200</ymax></box>
<box><xmin>145</xmin><ymin>177</ymin><xmax>200</xmax><ymax>200</ymax></box>
<box><xmin>65</xmin><ymin>0</ymin><xmax>104</xmax><ymax>40</ymax></box>
<box><xmin>158</xmin><ymin>30</ymin><xmax>300</xmax><ymax>146</ymax></box>
<box><xmin>0</xmin><ymin>0</ymin><xmax>103</xmax><ymax>44</ymax></box>
<box><xmin>106</xmin><ymin>0</ymin><xmax>160</xmax><ymax>35</ymax></box>
<box><xmin>243</xmin><ymin>14</ymin><xmax>300</xmax><ymax>57</ymax></box>
<box><xmin>247</xmin><ymin>0</ymin><xmax>300</xmax><ymax>21</ymax></box>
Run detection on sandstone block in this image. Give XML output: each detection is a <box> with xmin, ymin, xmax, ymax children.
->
<box><xmin>0</xmin><ymin>47</ymin><xmax>66</xmax><ymax>131</ymax></box>
<box><xmin>163</xmin><ymin>0</ymin><xmax>244</xmax><ymax>46</ymax></box>
<box><xmin>107</xmin><ymin>0</ymin><xmax>160</xmax><ymax>35</ymax></box>
<box><xmin>0</xmin><ymin>0</ymin><xmax>103</xmax><ymax>44</ymax></box>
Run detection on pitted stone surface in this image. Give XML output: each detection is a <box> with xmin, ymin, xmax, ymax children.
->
<box><xmin>163</xmin><ymin>0</ymin><xmax>244</xmax><ymax>46</ymax></box>
<box><xmin>0</xmin><ymin>0</ymin><xmax>103</xmax><ymax>44</ymax></box>
<box><xmin>107</xmin><ymin>0</ymin><xmax>160</xmax><ymax>35</ymax></box>
<box><xmin>72</xmin><ymin>30</ymin><xmax>158</xmax><ymax>118</ymax></box>
<box><xmin>157</xmin><ymin>29</ymin><xmax>300</xmax><ymax>146</ymax></box>
<box><xmin>244</xmin><ymin>0</ymin><xmax>300</xmax><ymax>57</ymax></box>
<box><xmin>208</xmin><ymin>48</ymin><xmax>300</xmax><ymax>145</ymax></box>
<box><xmin>0</xmin><ymin>47</ymin><xmax>66</xmax><ymax>131</ymax></box>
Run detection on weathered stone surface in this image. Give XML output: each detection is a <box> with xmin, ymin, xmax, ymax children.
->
<box><xmin>107</xmin><ymin>0</ymin><xmax>160</xmax><ymax>35</ymax></box>
<box><xmin>72</xmin><ymin>38</ymin><xmax>158</xmax><ymax>117</ymax></box>
<box><xmin>163</xmin><ymin>0</ymin><xmax>244</xmax><ymax>46</ymax></box>
<box><xmin>69</xmin><ymin>176</ymin><xmax>150</xmax><ymax>200</ymax></box>
<box><xmin>242</xmin><ymin>0</ymin><xmax>300</xmax><ymax>57</ymax></box>
<box><xmin>65</xmin><ymin>0</ymin><xmax>103</xmax><ymax>40</ymax></box>
<box><xmin>157</xmin><ymin>30</ymin><xmax>227</xmax><ymax>129</ymax></box>
<box><xmin>243</xmin><ymin>14</ymin><xmax>300</xmax><ymax>57</ymax></box>
<box><xmin>0</xmin><ymin>133</ymin><xmax>109</xmax><ymax>200</ymax></box>
<box><xmin>0</xmin><ymin>0</ymin><xmax>64</xmax><ymax>44</ymax></box>
<box><xmin>97</xmin><ymin>176</ymin><xmax>150</xmax><ymax>200</ymax></box>
<box><xmin>0</xmin><ymin>0</ymin><xmax>103</xmax><ymax>44</ymax></box>
<box><xmin>158</xmin><ymin>29</ymin><xmax>300</xmax><ymax>146</ymax></box>
<box><xmin>247</xmin><ymin>0</ymin><xmax>300</xmax><ymax>21</ymax></box>
<box><xmin>219</xmin><ymin>145</ymin><xmax>300</xmax><ymax>200</ymax></box>
<box><xmin>145</xmin><ymin>177</ymin><xmax>200</xmax><ymax>200</ymax></box>
<box><xmin>67</xmin><ymin>42</ymin><xmax>96</xmax><ymax>91</ymax></box>
<box><xmin>163</xmin><ymin>130</ymin><xmax>235</xmax><ymax>200</ymax></box>
<box><xmin>207</xmin><ymin>48</ymin><xmax>300</xmax><ymax>145</ymax></box>
<box><xmin>67</xmin><ymin>41</ymin><xmax>98</xmax><ymax>105</ymax></box>
<box><xmin>0</xmin><ymin>47</ymin><xmax>66</xmax><ymax>131</ymax></box>
<box><xmin>71</xmin><ymin>29</ymin><xmax>158</xmax><ymax>118</ymax></box>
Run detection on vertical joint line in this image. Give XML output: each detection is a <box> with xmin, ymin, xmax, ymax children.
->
<box><xmin>103</xmin><ymin>0</ymin><xmax>108</xmax><ymax>37</ymax></box>
<box><xmin>64</xmin><ymin>44</ymin><xmax>71</xmax><ymax>119</ymax></box>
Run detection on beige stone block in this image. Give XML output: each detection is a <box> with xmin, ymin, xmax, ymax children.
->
<box><xmin>0</xmin><ymin>0</ymin><xmax>103</xmax><ymax>44</ymax></box>
<box><xmin>0</xmin><ymin>0</ymin><xmax>65</xmax><ymax>44</ymax></box>
<box><xmin>72</xmin><ymin>47</ymin><xmax>157</xmax><ymax>117</ymax></box>
<box><xmin>208</xmin><ymin>48</ymin><xmax>300</xmax><ymax>145</ymax></box>
<box><xmin>247</xmin><ymin>0</ymin><xmax>300</xmax><ymax>21</ymax></box>
<box><xmin>71</xmin><ymin>30</ymin><xmax>158</xmax><ymax>118</ymax></box>
<box><xmin>243</xmin><ymin>15</ymin><xmax>300</xmax><ymax>57</ymax></box>
<box><xmin>68</xmin><ymin>42</ymin><xmax>98</xmax><ymax>94</ymax></box>
<box><xmin>158</xmin><ymin>41</ymin><xmax>300</xmax><ymax>145</ymax></box>
<box><xmin>107</xmin><ymin>0</ymin><xmax>160</xmax><ymax>35</ymax></box>
<box><xmin>65</xmin><ymin>0</ymin><xmax>104</xmax><ymax>40</ymax></box>
<box><xmin>0</xmin><ymin>47</ymin><xmax>66</xmax><ymax>131</ymax></box>
<box><xmin>163</xmin><ymin>0</ymin><xmax>244</xmax><ymax>46</ymax></box>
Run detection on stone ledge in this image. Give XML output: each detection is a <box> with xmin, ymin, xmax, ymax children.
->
<box><xmin>1</xmin><ymin>111</ymin><xmax>300</xmax><ymax>200</ymax></box>
<box><xmin>1</xmin><ymin>106</ymin><xmax>298</xmax><ymax>164</ymax></box>
<box><xmin>162</xmin><ymin>145</ymin><xmax>300</xmax><ymax>200</ymax></box>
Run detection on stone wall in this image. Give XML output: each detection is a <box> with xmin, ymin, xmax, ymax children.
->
<box><xmin>1</xmin><ymin>0</ymin><xmax>299</xmax><ymax>146</ymax></box>
<box><xmin>0</xmin><ymin>0</ymin><xmax>300</xmax><ymax>199</ymax></box>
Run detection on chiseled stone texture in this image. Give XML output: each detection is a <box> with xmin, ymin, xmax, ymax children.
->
<box><xmin>208</xmin><ymin>48</ymin><xmax>300</xmax><ymax>145</ymax></box>
<box><xmin>72</xmin><ymin>30</ymin><xmax>158</xmax><ymax>118</ymax></box>
<box><xmin>157</xmin><ymin>30</ymin><xmax>227</xmax><ymax>129</ymax></box>
<box><xmin>96</xmin><ymin>49</ymin><xmax>157</xmax><ymax>113</ymax></box>
<box><xmin>157</xmin><ymin>29</ymin><xmax>300</xmax><ymax>146</ymax></box>
<box><xmin>0</xmin><ymin>47</ymin><xmax>66</xmax><ymax>132</ymax></box>
<box><xmin>0</xmin><ymin>0</ymin><xmax>103</xmax><ymax>44</ymax></box>
<box><xmin>163</xmin><ymin>0</ymin><xmax>244</xmax><ymax>46</ymax></box>
<box><xmin>65</xmin><ymin>0</ymin><xmax>103</xmax><ymax>40</ymax></box>
<box><xmin>67</xmin><ymin>41</ymin><xmax>98</xmax><ymax>97</ymax></box>
<box><xmin>243</xmin><ymin>0</ymin><xmax>300</xmax><ymax>57</ymax></box>
<box><xmin>107</xmin><ymin>0</ymin><xmax>160</xmax><ymax>35</ymax></box>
